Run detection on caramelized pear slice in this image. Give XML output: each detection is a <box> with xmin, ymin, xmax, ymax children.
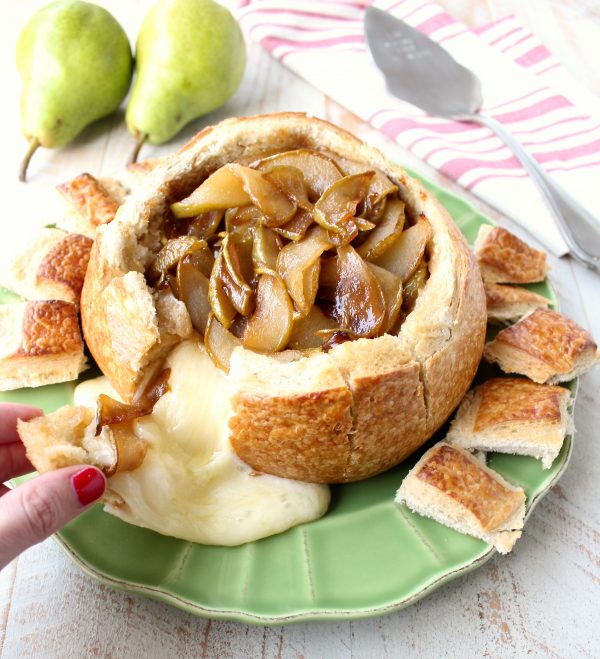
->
<box><xmin>171</xmin><ymin>164</ymin><xmax>251</xmax><ymax>216</ymax></box>
<box><xmin>373</xmin><ymin>215</ymin><xmax>432</xmax><ymax>281</ymax></box>
<box><xmin>263</xmin><ymin>165</ymin><xmax>312</xmax><ymax>211</ymax></box>
<box><xmin>313</xmin><ymin>172</ymin><xmax>375</xmax><ymax>245</ymax></box>
<box><xmin>252</xmin><ymin>225</ymin><xmax>282</xmax><ymax>270</ymax></box>
<box><xmin>221</xmin><ymin>234</ymin><xmax>255</xmax><ymax>316</ymax></box>
<box><xmin>287</xmin><ymin>305</ymin><xmax>338</xmax><ymax>350</ymax></box>
<box><xmin>332</xmin><ymin>156</ymin><xmax>398</xmax><ymax>211</ymax></box>
<box><xmin>148</xmin><ymin>237</ymin><xmax>207</xmax><ymax>284</ymax></box>
<box><xmin>356</xmin><ymin>198</ymin><xmax>405</xmax><ymax>261</ymax></box>
<box><xmin>244</xmin><ymin>270</ymin><xmax>294</xmax><ymax>352</ymax></box>
<box><xmin>171</xmin><ymin>164</ymin><xmax>296</xmax><ymax>226</ymax></box>
<box><xmin>97</xmin><ymin>369</ymin><xmax>171</xmax><ymax>432</ymax></box>
<box><xmin>177</xmin><ymin>258</ymin><xmax>212</xmax><ymax>334</ymax></box>
<box><xmin>186</xmin><ymin>211</ymin><xmax>224</xmax><ymax>240</ymax></box>
<box><xmin>236</xmin><ymin>165</ymin><xmax>297</xmax><ymax>227</ymax></box>
<box><xmin>317</xmin><ymin>255</ymin><xmax>338</xmax><ymax>302</ymax></box>
<box><xmin>209</xmin><ymin>250</ymin><xmax>237</xmax><ymax>328</ymax></box>
<box><xmin>367</xmin><ymin>262</ymin><xmax>403</xmax><ymax>334</ymax></box>
<box><xmin>402</xmin><ymin>260</ymin><xmax>428</xmax><ymax>313</ymax></box>
<box><xmin>332</xmin><ymin>245</ymin><xmax>385</xmax><ymax>338</ymax></box>
<box><xmin>181</xmin><ymin>244</ymin><xmax>215</xmax><ymax>279</ymax></box>
<box><xmin>205</xmin><ymin>313</ymin><xmax>242</xmax><ymax>372</ymax></box>
<box><xmin>257</xmin><ymin>149</ymin><xmax>342</xmax><ymax>200</ymax></box>
<box><xmin>274</xmin><ymin>208</ymin><xmax>314</xmax><ymax>241</ymax></box>
<box><xmin>277</xmin><ymin>225</ymin><xmax>332</xmax><ymax>316</ymax></box>
<box><xmin>225</xmin><ymin>205</ymin><xmax>262</xmax><ymax>232</ymax></box>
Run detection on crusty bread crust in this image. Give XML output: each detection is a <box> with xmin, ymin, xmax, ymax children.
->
<box><xmin>56</xmin><ymin>173</ymin><xmax>123</xmax><ymax>237</ymax></box>
<box><xmin>396</xmin><ymin>442</ymin><xmax>526</xmax><ymax>553</ymax></box>
<box><xmin>474</xmin><ymin>225</ymin><xmax>548</xmax><ymax>284</ymax></box>
<box><xmin>484</xmin><ymin>308</ymin><xmax>599</xmax><ymax>383</ymax></box>
<box><xmin>0</xmin><ymin>300</ymin><xmax>87</xmax><ymax>390</ymax></box>
<box><xmin>447</xmin><ymin>378</ymin><xmax>572</xmax><ymax>468</ymax></box>
<box><xmin>484</xmin><ymin>282</ymin><xmax>549</xmax><ymax>325</ymax></box>
<box><xmin>1</xmin><ymin>229</ymin><xmax>93</xmax><ymax>303</ymax></box>
<box><xmin>80</xmin><ymin>112</ymin><xmax>487</xmax><ymax>482</ymax></box>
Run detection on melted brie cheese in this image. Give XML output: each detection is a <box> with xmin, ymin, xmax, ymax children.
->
<box><xmin>74</xmin><ymin>340</ymin><xmax>329</xmax><ymax>546</ymax></box>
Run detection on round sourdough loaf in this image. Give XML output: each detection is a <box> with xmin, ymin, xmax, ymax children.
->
<box><xmin>81</xmin><ymin>113</ymin><xmax>487</xmax><ymax>483</ymax></box>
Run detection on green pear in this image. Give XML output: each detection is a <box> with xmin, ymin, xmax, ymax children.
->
<box><xmin>126</xmin><ymin>0</ymin><xmax>246</xmax><ymax>162</ymax></box>
<box><xmin>17</xmin><ymin>0</ymin><xmax>133</xmax><ymax>181</ymax></box>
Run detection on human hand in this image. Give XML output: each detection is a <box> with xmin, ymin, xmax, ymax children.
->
<box><xmin>0</xmin><ymin>402</ymin><xmax>106</xmax><ymax>570</ymax></box>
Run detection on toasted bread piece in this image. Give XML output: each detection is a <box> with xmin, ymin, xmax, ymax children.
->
<box><xmin>396</xmin><ymin>442</ymin><xmax>526</xmax><ymax>553</ymax></box>
<box><xmin>474</xmin><ymin>225</ymin><xmax>548</xmax><ymax>284</ymax></box>
<box><xmin>126</xmin><ymin>158</ymin><xmax>164</xmax><ymax>185</ymax></box>
<box><xmin>17</xmin><ymin>404</ymin><xmax>147</xmax><ymax>477</ymax></box>
<box><xmin>0</xmin><ymin>229</ymin><xmax>93</xmax><ymax>303</ymax></box>
<box><xmin>0</xmin><ymin>300</ymin><xmax>87</xmax><ymax>390</ymax></box>
<box><xmin>447</xmin><ymin>378</ymin><xmax>572</xmax><ymax>468</ymax></box>
<box><xmin>484</xmin><ymin>308</ymin><xmax>599</xmax><ymax>383</ymax></box>
<box><xmin>484</xmin><ymin>282</ymin><xmax>550</xmax><ymax>325</ymax></box>
<box><xmin>57</xmin><ymin>173</ymin><xmax>124</xmax><ymax>237</ymax></box>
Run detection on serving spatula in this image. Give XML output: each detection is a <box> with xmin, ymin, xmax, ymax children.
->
<box><xmin>365</xmin><ymin>6</ymin><xmax>600</xmax><ymax>271</ymax></box>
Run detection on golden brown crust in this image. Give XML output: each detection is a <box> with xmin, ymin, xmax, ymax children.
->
<box><xmin>474</xmin><ymin>225</ymin><xmax>547</xmax><ymax>284</ymax></box>
<box><xmin>126</xmin><ymin>158</ymin><xmax>164</xmax><ymax>183</ymax></box>
<box><xmin>484</xmin><ymin>308</ymin><xmax>599</xmax><ymax>383</ymax></box>
<box><xmin>0</xmin><ymin>301</ymin><xmax>87</xmax><ymax>390</ymax></box>
<box><xmin>36</xmin><ymin>233</ymin><xmax>93</xmax><ymax>301</ymax></box>
<box><xmin>345</xmin><ymin>361</ymin><xmax>427</xmax><ymax>480</ymax></box>
<box><xmin>415</xmin><ymin>443</ymin><xmax>524</xmax><ymax>532</ymax></box>
<box><xmin>81</xmin><ymin>112</ymin><xmax>487</xmax><ymax>481</ymax></box>
<box><xmin>57</xmin><ymin>173</ymin><xmax>120</xmax><ymax>229</ymax></box>
<box><xmin>230</xmin><ymin>386</ymin><xmax>353</xmax><ymax>482</ymax></box>
<box><xmin>474</xmin><ymin>378</ymin><xmax>565</xmax><ymax>431</ymax></box>
<box><xmin>0</xmin><ymin>229</ymin><xmax>92</xmax><ymax>304</ymax></box>
<box><xmin>484</xmin><ymin>282</ymin><xmax>549</xmax><ymax>324</ymax></box>
<box><xmin>18</xmin><ymin>300</ymin><xmax>81</xmax><ymax>357</ymax></box>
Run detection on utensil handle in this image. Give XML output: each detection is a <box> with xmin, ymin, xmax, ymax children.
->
<box><xmin>460</xmin><ymin>112</ymin><xmax>600</xmax><ymax>271</ymax></box>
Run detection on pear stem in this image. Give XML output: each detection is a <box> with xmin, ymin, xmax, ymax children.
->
<box><xmin>19</xmin><ymin>139</ymin><xmax>40</xmax><ymax>182</ymax></box>
<box><xmin>129</xmin><ymin>133</ymin><xmax>148</xmax><ymax>165</ymax></box>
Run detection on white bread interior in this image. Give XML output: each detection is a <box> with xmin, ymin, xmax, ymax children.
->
<box><xmin>447</xmin><ymin>379</ymin><xmax>573</xmax><ymax>469</ymax></box>
<box><xmin>484</xmin><ymin>282</ymin><xmax>550</xmax><ymax>325</ymax></box>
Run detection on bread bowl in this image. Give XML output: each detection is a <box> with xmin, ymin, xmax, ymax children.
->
<box><xmin>74</xmin><ymin>112</ymin><xmax>486</xmax><ymax>484</ymax></box>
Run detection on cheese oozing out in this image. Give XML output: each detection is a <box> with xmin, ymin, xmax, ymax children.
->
<box><xmin>74</xmin><ymin>340</ymin><xmax>330</xmax><ymax>546</ymax></box>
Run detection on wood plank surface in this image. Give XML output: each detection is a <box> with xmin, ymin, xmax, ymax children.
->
<box><xmin>1</xmin><ymin>1</ymin><xmax>599</xmax><ymax>657</ymax></box>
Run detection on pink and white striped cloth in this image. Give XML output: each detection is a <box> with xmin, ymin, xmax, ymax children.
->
<box><xmin>237</xmin><ymin>0</ymin><xmax>600</xmax><ymax>256</ymax></box>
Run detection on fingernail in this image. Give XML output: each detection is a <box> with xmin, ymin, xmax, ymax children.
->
<box><xmin>71</xmin><ymin>467</ymin><xmax>106</xmax><ymax>507</ymax></box>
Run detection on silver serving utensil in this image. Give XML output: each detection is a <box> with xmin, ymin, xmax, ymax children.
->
<box><xmin>365</xmin><ymin>6</ymin><xmax>600</xmax><ymax>271</ymax></box>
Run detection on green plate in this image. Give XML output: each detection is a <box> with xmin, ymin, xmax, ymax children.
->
<box><xmin>1</xmin><ymin>172</ymin><xmax>571</xmax><ymax>624</ymax></box>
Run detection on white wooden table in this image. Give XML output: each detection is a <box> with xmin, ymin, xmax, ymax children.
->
<box><xmin>1</xmin><ymin>1</ymin><xmax>599</xmax><ymax>657</ymax></box>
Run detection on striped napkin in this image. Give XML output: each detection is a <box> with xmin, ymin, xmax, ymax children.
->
<box><xmin>237</xmin><ymin>0</ymin><xmax>600</xmax><ymax>256</ymax></box>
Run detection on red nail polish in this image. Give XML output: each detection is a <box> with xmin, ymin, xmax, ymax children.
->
<box><xmin>72</xmin><ymin>467</ymin><xmax>106</xmax><ymax>506</ymax></box>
